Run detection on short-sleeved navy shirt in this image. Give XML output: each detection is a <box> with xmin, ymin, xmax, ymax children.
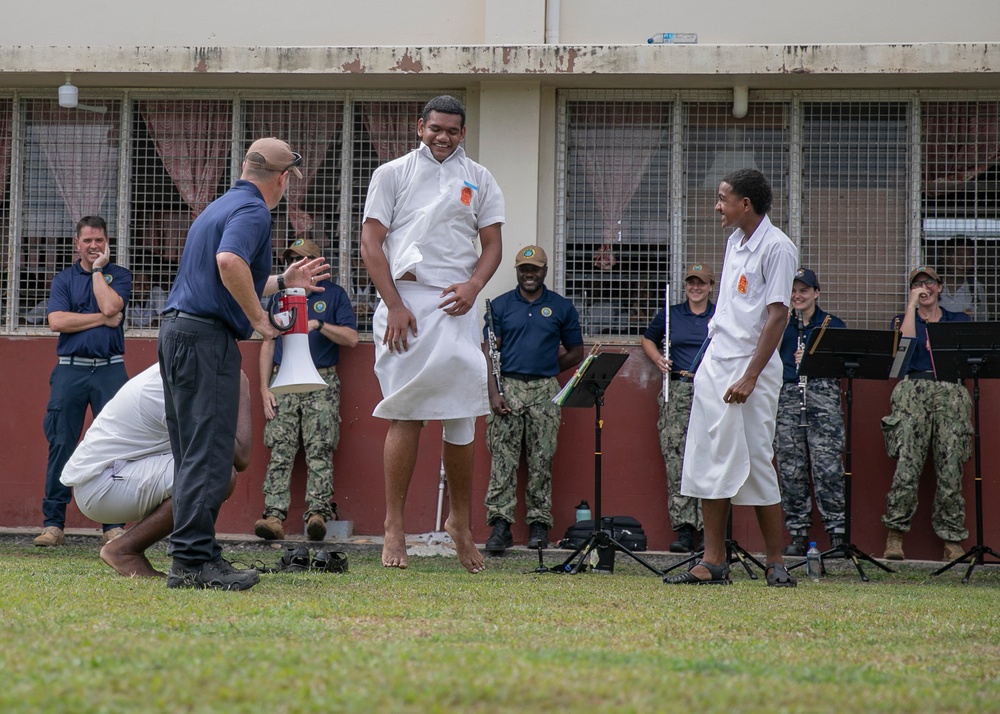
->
<box><xmin>891</xmin><ymin>307</ymin><xmax>971</xmax><ymax>374</ymax></box>
<box><xmin>484</xmin><ymin>285</ymin><xmax>583</xmax><ymax>377</ymax></box>
<box><xmin>164</xmin><ymin>180</ymin><xmax>274</xmax><ymax>339</ymax></box>
<box><xmin>272</xmin><ymin>280</ymin><xmax>357</xmax><ymax>368</ymax></box>
<box><xmin>47</xmin><ymin>261</ymin><xmax>132</xmax><ymax>358</ymax></box>
<box><xmin>779</xmin><ymin>307</ymin><xmax>847</xmax><ymax>383</ymax></box>
<box><xmin>643</xmin><ymin>301</ymin><xmax>715</xmax><ymax>374</ymax></box>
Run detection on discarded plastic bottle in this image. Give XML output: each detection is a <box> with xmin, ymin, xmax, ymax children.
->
<box><xmin>576</xmin><ymin>500</ymin><xmax>591</xmax><ymax>523</ymax></box>
<box><xmin>647</xmin><ymin>32</ymin><xmax>698</xmax><ymax>45</ymax></box>
<box><xmin>806</xmin><ymin>541</ymin><xmax>823</xmax><ymax>580</ymax></box>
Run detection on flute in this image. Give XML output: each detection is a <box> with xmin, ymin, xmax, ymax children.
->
<box><xmin>662</xmin><ymin>282</ymin><xmax>670</xmax><ymax>402</ymax></box>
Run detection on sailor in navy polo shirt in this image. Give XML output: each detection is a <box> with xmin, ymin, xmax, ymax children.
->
<box><xmin>775</xmin><ymin>268</ymin><xmax>847</xmax><ymax>557</ymax></box>
<box><xmin>256</xmin><ymin>238</ymin><xmax>358</xmax><ymax>543</ymax></box>
<box><xmin>483</xmin><ymin>245</ymin><xmax>584</xmax><ymax>554</ymax></box>
<box><xmin>640</xmin><ymin>263</ymin><xmax>715</xmax><ymax>554</ymax></box>
<box><xmin>35</xmin><ymin>215</ymin><xmax>131</xmax><ymax>548</ymax></box>
<box><xmin>882</xmin><ymin>266</ymin><xmax>972</xmax><ymax>563</ymax></box>
<box><xmin>158</xmin><ymin>137</ymin><xmax>329</xmax><ymax>591</ymax></box>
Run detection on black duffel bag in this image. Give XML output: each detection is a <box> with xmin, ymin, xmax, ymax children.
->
<box><xmin>558</xmin><ymin>516</ymin><xmax>648</xmax><ymax>552</ymax></box>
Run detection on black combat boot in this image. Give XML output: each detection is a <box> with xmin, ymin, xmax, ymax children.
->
<box><xmin>527</xmin><ymin>522</ymin><xmax>548</xmax><ymax>549</ymax></box>
<box><xmin>485</xmin><ymin>520</ymin><xmax>513</xmax><ymax>555</ymax></box>
<box><xmin>669</xmin><ymin>525</ymin><xmax>695</xmax><ymax>553</ymax></box>
<box><xmin>783</xmin><ymin>534</ymin><xmax>809</xmax><ymax>557</ymax></box>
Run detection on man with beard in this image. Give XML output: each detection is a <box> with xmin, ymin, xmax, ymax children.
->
<box><xmin>482</xmin><ymin>245</ymin><xmax>583</xmax><ymax>555</ymax></box>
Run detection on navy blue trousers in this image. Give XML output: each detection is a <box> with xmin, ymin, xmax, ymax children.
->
<box><xmin>43</xmin><ymin>362</ymin><xmax>128</xmax><ymax>528</ymax></box>
<box><xmin>158</xmin><ymin>314</ymin><xmax>241</xmax><ymax>566</ymax></box>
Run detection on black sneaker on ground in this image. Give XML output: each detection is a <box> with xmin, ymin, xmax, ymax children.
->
<box><xmin>485</xmin><ymin>520</ymin><xmax>513</xmax><ymax>555</ymax></box>
<box><xmin>527</xmin><ymin>522</ymin><xmax>548</xmax><ymax>550</ymax></box>
<box><xmin>783</xmin><ymin>534</ymin><xmax>809</xmax><ymax>557</ymax></box>
<box><xmin>669</xmin><ymin>525</ymin><xmax>695</xmax><ymax>553</ymax></box>
<box><xmin>167</xmin><ymin>558</ymin><xmax>261</xmax><ymax>591</ymax></box>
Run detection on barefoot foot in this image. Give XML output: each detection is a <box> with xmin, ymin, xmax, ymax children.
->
<box><xmin>445</xmin><ymin>519</ymin><xmax>485</xmax><ymax>574</ymax></box>
<box><xmin>382</xmin><ymin>530</ymin><xmax>409</xmax><ymax>569</ymax></box>
<box><xmin>100</xmin><ymin>544</ymin><xmax>165</xmax><ymax>578</ymax></box>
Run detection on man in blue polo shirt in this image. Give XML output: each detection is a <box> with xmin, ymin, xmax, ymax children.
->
<box><xmin>158</xmin><ymin>137</ymin><xmax>329</xmax><ymax>591</ymax></box>
<box><xmin>483</xmin><ymin>245</ymin><xmax>584</xmax><ymax>554</ymax></box>
<box><xmin>640</xmin><ymin>263</ymin><xmax>715</xmax><ymax>553</ymax></box>
<box><xmin>35</xmin><ymin>215</ymin><xmax>131</xmax><ymax>548</ymax></box>
<box><xmin>256</xmin><ymin>237</ymin><xmax>358</xmax><ymax>542</ymax></box>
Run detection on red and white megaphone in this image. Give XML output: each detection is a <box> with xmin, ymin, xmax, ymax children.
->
<box><xmin>268</xmin><ymin>287</ymin><xmax>328</xmax><ymax>394</ymax></box>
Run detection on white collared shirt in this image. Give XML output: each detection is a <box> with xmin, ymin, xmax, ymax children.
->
<box><xmin>60</xmin><ymin>365</ymin><xmax>169</xmax><ymax>486</ymax></box>
<box><xmin>363</xmin><ymin>143</ymin><xmax>505</xmax><ymax>289</ymax></box>
<box><xmin>709</xmin><ymin>214</ymin><xmax>798</xmax><ymax>359</ymax></box>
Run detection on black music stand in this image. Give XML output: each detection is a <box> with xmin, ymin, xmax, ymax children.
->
<box><xmin>927</xmin><ymin>322</ymin><xmax>1000</xmax><ymax>583</ymax></box>
<box><xmin>550</xmin><ymin>352</ymin><xmax>662</xmax><ymax>577</ymax></box>
<box><xmin>787</xmin><ymin>328</ymin><xmax>898</xmax><ymax>581</ymax></box>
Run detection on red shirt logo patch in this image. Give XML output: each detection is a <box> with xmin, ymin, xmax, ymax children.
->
<box><xmin>460</xmin><ymin>186</ymin><xmax>473</xmax><ymax>206</ymax></box>
<box><xmin>737</xmin><ymin>274</ymin><xmax>748</xmax><ymax>294</ymax></box>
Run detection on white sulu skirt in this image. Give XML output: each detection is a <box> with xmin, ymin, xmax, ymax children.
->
<box><xmin>372</xmin><ymin>281</ymin><xmax>489</xmax><ymax>421</ymax></box>
<box><xmin>680</xmin><ymin>342</ymin><xmax>783</xmax><ymax>506</ymax></box>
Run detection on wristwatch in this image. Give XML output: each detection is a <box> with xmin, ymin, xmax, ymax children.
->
<box><xmin>276</xmin><ymin>274</ymin><xmax>285</xmax><ymax>291</ymax></box>
<box><xmin>92</xmin><ymin>266</ymin><xmax>104</xmax><ymax>273</ymax></box>
<box><xmin>315</xmin><ymin>320</ymin><xmax>325</xmax><ymax>330</ymax></box>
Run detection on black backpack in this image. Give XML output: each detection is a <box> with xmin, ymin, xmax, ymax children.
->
<box><xmin>559</xmin><ymin>516</ymin><xmax>648</xmax><ymax>552</ymax></box>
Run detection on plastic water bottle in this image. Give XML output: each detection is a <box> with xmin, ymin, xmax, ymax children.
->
<box><xmin>806</xmin><ymin>542</ymin><xmax>823</xmax><ymax>580</ymax></box>
<box><xmin>576</xmin><ymin>500</ymin><xmax>591</xmax><ymax>523</ymax></box>
<box><xmin>647</xmin><ymin>32</ymin><xmax>698</xmax><ymax>44</ymax></box>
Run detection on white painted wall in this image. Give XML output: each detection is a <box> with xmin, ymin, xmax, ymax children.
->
<box><xmin>2</xmin><ymin>0</ymin><xmax>996</xmax><ymax>46</ymax></box>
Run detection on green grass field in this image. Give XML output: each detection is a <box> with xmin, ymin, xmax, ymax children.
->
<box><xmin>2</xmin><ymin>543</ymin><xmax>998</xmax><ymax>713</ymax></box>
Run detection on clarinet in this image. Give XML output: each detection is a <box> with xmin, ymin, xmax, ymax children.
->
<box><xmin>484</xmin><ymin>299</ymin><xmax>505</xmax><ymax>399</ymax></box>
<box><xmin>796</xmin><ymin>310</ymin><xmax>808</xmax><ymax>429</ymax></box>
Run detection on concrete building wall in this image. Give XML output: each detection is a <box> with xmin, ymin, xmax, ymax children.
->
<box><xmin>2</xmin><ymin>0</ymin><xmax>996</xmax><ymax>46</ymax></box>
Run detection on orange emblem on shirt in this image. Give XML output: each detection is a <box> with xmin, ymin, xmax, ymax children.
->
<box><xmin>737</xmin><ymin>273</ymin><xmax>748</xmax><ymax>294</ymax></box>
<box><xmin>460</xmin><ymin>186</ymin><xmax>473</xmax><ymax>206</ymax></box>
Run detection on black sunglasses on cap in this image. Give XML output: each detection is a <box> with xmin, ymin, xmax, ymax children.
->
<box><xmin>281</xmin><ymin>152</ymin><xmax>302</xmax><ymax>173</ymax></box>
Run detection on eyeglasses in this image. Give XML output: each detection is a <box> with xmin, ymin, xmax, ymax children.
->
<box><xmin>280</xmin><ymin>152</ymin><xmax>302</xmax><ymax>173</ymax></box>
<box><xmin>910</xmin><ymin>279</ymin><xmax>938</xmax><ymax>289</ymax></box>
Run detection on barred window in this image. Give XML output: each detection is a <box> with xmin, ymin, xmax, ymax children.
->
<box><xmin>799</xmin><ymin>99</ymin><xmax>909</xmax><ymax>328</ymax></box>
<box><xmin>921</xmin><ymin>101</ymin><xmax>1000</xmax><ymax>321</ymax></box>
<box><xmin>559</xmin><ymin>90</ymin><xmax>1000</xmax><ymax>338</ymax></box>
<box><xmin>1</xmin><ymin>90</ymin><xmax>997</xmax><ymax>339</ymax></box>
<box><xmin>347</xmin><ymin>100</ymin><xmax>426</xmax><ymax>334</ymax></box>
<box><xmin>0</xmin><ymin>98</ymin><xmax>11</xmax><ymax>331</ymax></box>
<box><xmin>130</xmin><ymin>98</ymin><xmax>234</xmax><ymax>332</ymax></box>
<box><xmin>17</xmin><ymin>97</ymin><xmax>121</xmax><ymax>332</ymax></box>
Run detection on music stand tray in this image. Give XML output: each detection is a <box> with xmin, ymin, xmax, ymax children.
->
<box><xmin>789</xmin><ymin>328</ymin><xmax>899</xmax><ymax>580</ymax></box>
<box><xmin>927</xmin><ymin>322</ymin><xmax>1000</xmax><ymax>582</ymax></box>
<box><xmin>548</xmin><ymin>352</ymin><xmax>663</xmax><ymax>577</ymax></box>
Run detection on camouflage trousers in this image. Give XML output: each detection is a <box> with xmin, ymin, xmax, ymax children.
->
<box><xmin>485</xmin><ymin>376</ymin><xmax>561</xmax><ymax>527</ymax></box>
<box><xmin>775</xmin><ymin>379</ymin><xmax>846</xmax><ymax>534</ymax></box>
<box><xmin>657</xmin><ymin>382</ymin><xmax>702</xmax><ymax>531</ymax></box>
<box><xmin>262</xmin><ymin>367</ymin><xmax>341</xmax><ymax>522</ymax></box>
<box><xmin>881</xmin><ymin>378</ymin><xmax>972</xmax><ymax>541</ymax></box>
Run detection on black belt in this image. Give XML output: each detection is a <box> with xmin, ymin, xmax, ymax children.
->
<box><xmin>163</xmin><ymin>310</ymin><xmax>227</xmax><ymax>329</ymax></box>
<box><xmin>57</xmin><ymin>355</ymin><xmax>124</xmax><ymax>367</ymax></box>
<box><xmin>502</xmin><ymin>372</ymin><xmax>550</xmax><ymax>383</ymax></box>
<box><xmin>669</xmin><ymin>373</ymin><xmax>693</xmax><ymax>383</ymax></box>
